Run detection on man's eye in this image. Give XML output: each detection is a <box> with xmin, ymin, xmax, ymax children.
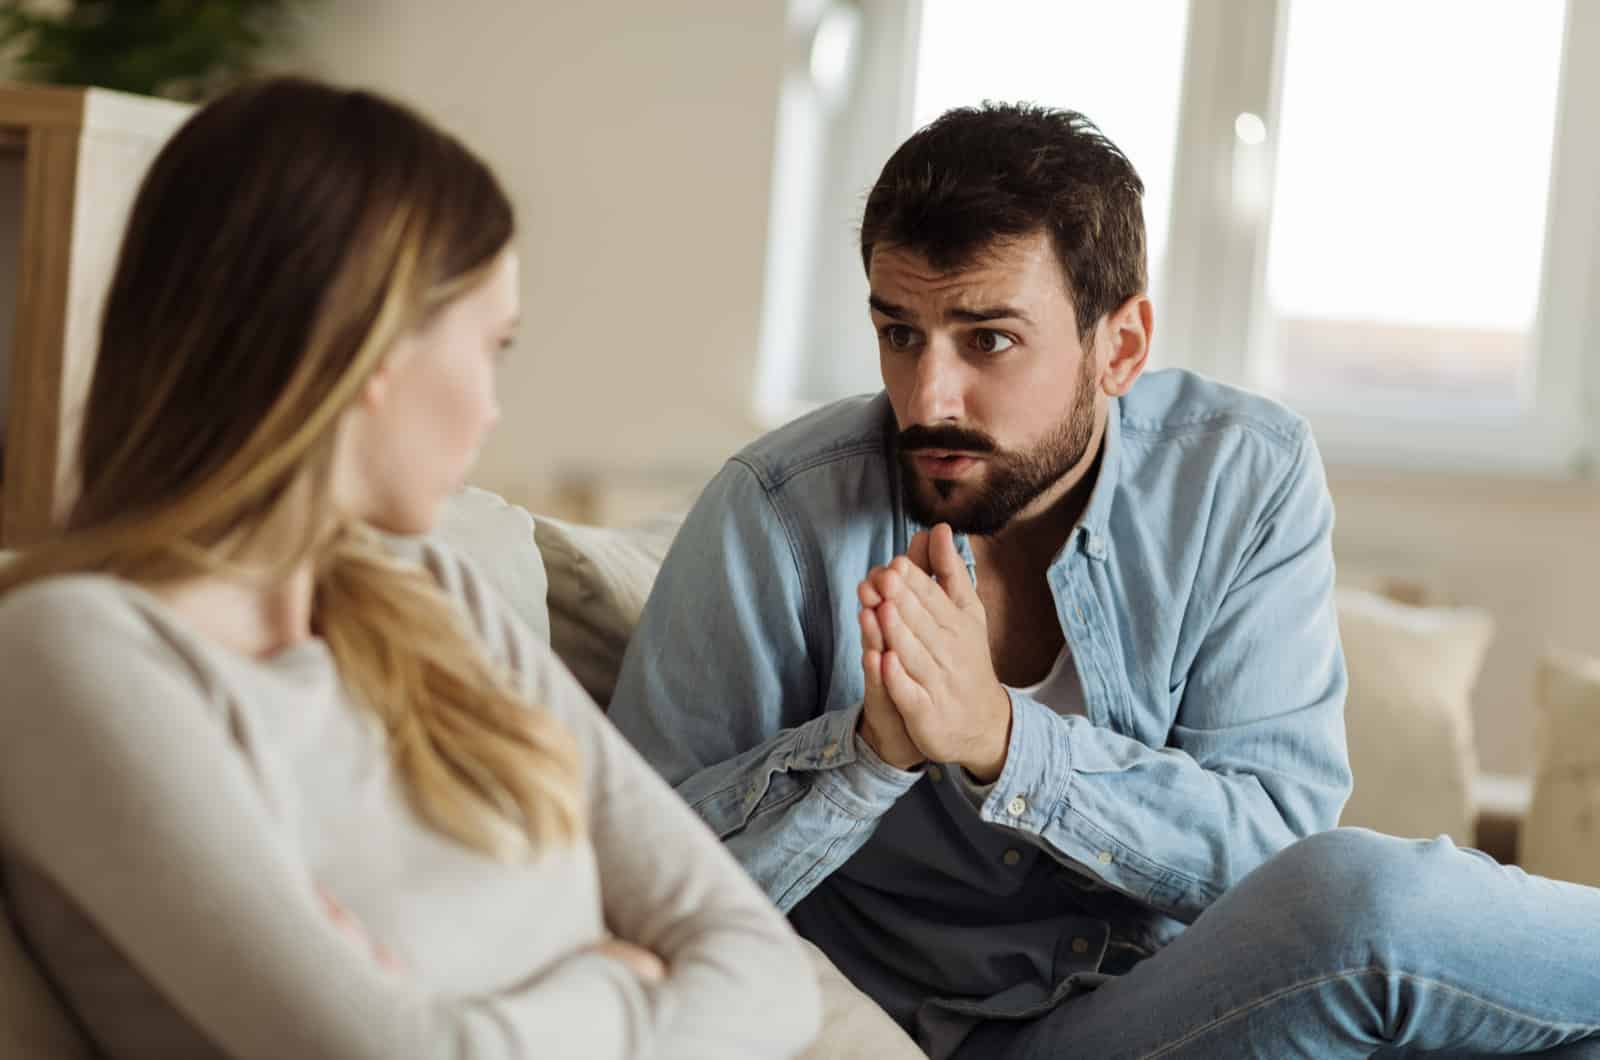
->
<box><xmin>973</xmin><ymin>330</ymin><xmax>1014</xmax><ymax>354</ymax></box>
<box><xmin>882</xmin><ymin>325</ymin><xmax>917</xmax><ymax>350</ymax></box>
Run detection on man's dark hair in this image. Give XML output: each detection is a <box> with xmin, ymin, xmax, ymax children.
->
<box><xmin>860</xmin><ymin>102</ymin><xmax>1146</xmax><ymax>341</ymax></box>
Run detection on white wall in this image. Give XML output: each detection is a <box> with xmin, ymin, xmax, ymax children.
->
<box><xmin>286</xmin><ymin>0</ymin><xmax>785</xmax><ymax>503</ymax></box>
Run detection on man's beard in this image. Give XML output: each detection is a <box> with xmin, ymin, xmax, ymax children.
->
<box><xmin>896</xmin><ymin>360</ymin><xmax>1098</xmax><ymax>537</ymax></box>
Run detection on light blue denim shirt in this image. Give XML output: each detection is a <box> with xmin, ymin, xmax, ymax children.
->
<box><xmin>609</xmin><ymin>369</ymin><xmax>1351</xmax><ymax>1052</ymax></box>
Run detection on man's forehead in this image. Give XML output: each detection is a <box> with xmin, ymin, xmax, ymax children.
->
<box><xmin>868</xmin><ymin>236</ymin><xmax>1062</xmax><ymax>310</ymax></box>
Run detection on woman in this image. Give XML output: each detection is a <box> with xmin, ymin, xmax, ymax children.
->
<box><xmin>0</xmin><ymin>77</ymin><xmax>819</xmax><ymax>1058</ymax></box>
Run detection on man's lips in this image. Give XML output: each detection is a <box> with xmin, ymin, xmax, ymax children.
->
<box><xmin>910</xmin><ymin>450</ymin><xmax>983</xmax><ymax>478</ymax></box>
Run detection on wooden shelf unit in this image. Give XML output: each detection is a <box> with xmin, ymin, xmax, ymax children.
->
<box><xmin>0</xmin><ymin>83</ymin><xmax>191</xmax><ymax>548</ymax></box>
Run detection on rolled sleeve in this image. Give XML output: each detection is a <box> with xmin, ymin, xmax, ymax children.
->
<box><xmin>973</xmin><ymin>692</ymin><xmax>1074</xmax><ymax>833</ymax></box>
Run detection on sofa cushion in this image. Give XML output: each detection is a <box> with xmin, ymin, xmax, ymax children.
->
<box><xmin>1335</xmin><ymin>587</ymin><xmax>1492</xmax><ymax>844</ymax></box>
<box><xmin>534</xmin><ymin>515</ymin><xmax>682</xmax><ymax>707</ymax></box>
<box><xmin>1521</xmin><ymin>651</ymin><xmax>1600</xmax><ymax>885</ymax></box>
<box><xmin>430</xmin><ymin>486</ymin><xmax>550</xmax><ymax>646</ymax></box>
<box><xmin>795</xmin><ymin>939</ymin><xmax>922</xmax><ymax>1060</ymax></box>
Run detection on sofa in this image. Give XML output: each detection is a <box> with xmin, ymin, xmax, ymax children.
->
<box><xmin>2</xmin><ymin>485</ymin><xmax>1592</xmax><ymax>1057</ymax></box>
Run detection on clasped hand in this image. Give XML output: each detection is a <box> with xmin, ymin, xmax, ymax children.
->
<box><xmin>856</xmin><ymin>523</ymin><xmax>1012</xmax><ymax>782</ymax></box>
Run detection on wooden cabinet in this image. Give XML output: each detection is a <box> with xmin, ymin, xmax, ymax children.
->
<box><xmin>0</xmin><ymin>83</ymin><xmax>191</xmax><ymax>547</ymax></box>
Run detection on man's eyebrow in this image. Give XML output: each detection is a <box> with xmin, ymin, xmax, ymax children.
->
<box><xmin>948</xmin><ymin>304</ymin><xmax>1032</xmax><ymax>325</ymax></box>
<box><xmin>868</xmin><ymin>295</ymin><xmax>910</xmax><ymax>319</ymax></box>
<box><xmin>868</xmin><ymin>296</ymin><xmax>1032</xmax><ymax>326</ymax></box>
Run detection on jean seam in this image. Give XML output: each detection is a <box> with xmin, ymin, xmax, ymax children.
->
<box><xmin>1142</xmin><ymin>964</ymin><xmax>1600</xmax><ymax>1059</ymax></box>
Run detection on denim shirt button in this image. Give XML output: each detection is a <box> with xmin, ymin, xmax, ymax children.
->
<box><xmin>927</xmin><ymin>765</ymin><xmax>944</xmax><ymax>782</ymax></box>
<box><xmin>1097</xmin><ymin>850</ymin><xmax>1115</xmax><ymax>865</ymax></box>
<box><xmin>1006</xmin><ymin>795</ymin><xmax>1028</xmax><ymax>817</ymax></box>
<box><xmin>1071</xmin><ymin>937</ymin><xmax>1091</xmax><ymax>955</ymax></box>
<box><xmin>1002</xmin><ymin>849</ymin><xmax>1022</xmax><ymax>867</ymax></box>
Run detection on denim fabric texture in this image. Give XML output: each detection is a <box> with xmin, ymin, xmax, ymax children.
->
<box><xmin>609</xmin><ymin>368</ymin><xmax>1600</xmax><ymax>1056</ymax></box>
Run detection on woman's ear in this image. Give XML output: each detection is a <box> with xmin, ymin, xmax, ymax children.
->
<box><xmin>358</xmin><ymin>328</ymin><xmax>418</xmax><ymax>413</ymax></box>
<box><xmin>358</xmin><ymin>362</ymin><xmax>393</xmax><ymax>413</ymax></box>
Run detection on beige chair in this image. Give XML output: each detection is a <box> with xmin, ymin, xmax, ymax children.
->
<box><xmin>1521</xmin><ymin>651</ymin><xmax>1600</xmax><ymax>885</ymax></box>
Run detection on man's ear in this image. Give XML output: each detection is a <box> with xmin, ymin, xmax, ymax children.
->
<box><xmin>1100</xmin><ymin>293</ymin><xmax>1153</xmax><ymax>397</ymax></box>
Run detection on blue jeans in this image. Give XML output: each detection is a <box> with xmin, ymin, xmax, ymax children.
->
<box><xmin>955</xmin><ymin>829</ymin><xmax>1600</xmax><ymax>1059</ymax></box>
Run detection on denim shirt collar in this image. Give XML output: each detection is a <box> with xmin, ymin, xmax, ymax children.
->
<box><xmin>1070</xmin><ymin>394</ymin><xmax>1122</xmax><ymax>559</ymax></box>
<box><xmin>901</xmin><ymin>396</ymin><xmax>1123</xmax><ymax>589</ymax></box>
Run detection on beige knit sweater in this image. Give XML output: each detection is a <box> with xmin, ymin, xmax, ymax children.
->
<box><xmin>0</xmin><ymin>543</ymin><xmax>819</xmax><ymax>1059</ymax></box>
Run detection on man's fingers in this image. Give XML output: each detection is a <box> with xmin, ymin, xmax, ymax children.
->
<box><xmin>931</xmin><ymin>523</ymin><xmax>978</xmax><ymax>607</ymax></box>
<box><xmin>882</xmin><ymin>650</ymin><xmax>929</xmax><ymax>715</ymax></box>
<box><xmin>886</xmin><ymin>556</ymin><xmax>961</xmax><ymax>632</ymax></box>
<box><xmin>858</xmin><ymin>575</ymin><xmax>884</xmax><ymax>609</ymax></box>
<box><xmin>861</xmin><ymin>612</ymin><xmax>892</xmax><ymax>706</ymax></box>
<box><xmin>908</xmin><ymin>530</ymin><xmax>932</xmax><ymax>573</ymax></box>
<box><xmin>880</xmin><ymin>567</ymin><xmax>939</xmax><ymax>630</ymax></box>
<box><xmin>860</xmin><ymin>605</ymin><xmax>885</xmax><ymax>654</ymax></box>
<box><xmin>878</xmin><ymin>599</ymin><xmax>939</xmax><ymax>681</ymax></box>
<box><xmin>862</xmin><ymin>647</ymin><xmax>883</xmax><ymax>686</ymax></box>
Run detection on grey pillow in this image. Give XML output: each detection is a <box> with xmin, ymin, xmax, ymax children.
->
<box><xmin>430</xmin><ymin>487</ymin><xmax>551</xmax><ymax>646</ymax></box>
<box><xmin>1336</xmin><ymin>586</ymin><xmax>1491</xmax><ymax>845</ymax></box>
<box><xmin>534</xmin><ymin>515</ymin><xmax>682</xmax><ymax>708</ymax></box>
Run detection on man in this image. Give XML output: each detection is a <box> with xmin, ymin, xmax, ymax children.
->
<box><xmin>608</xmin><ymin>104</ymin><xmax>1600</xmax><ymax>1058</ymax></box>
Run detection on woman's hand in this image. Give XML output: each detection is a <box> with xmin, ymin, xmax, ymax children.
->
<box><xmin>319</xmin><ymin>885</ymin><xmax>407</xmax><ymax>974</ymax></box>
<box><xmin>587</xmin><ymin>937</ymin><xmax>666</xmax><ymax>982</ymax></box>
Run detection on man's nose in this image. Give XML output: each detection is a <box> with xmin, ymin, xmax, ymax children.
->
<box><xmin>904</xmin><ymin>340</ymin><xmax>965</xmax><ymax>425</ymax></box>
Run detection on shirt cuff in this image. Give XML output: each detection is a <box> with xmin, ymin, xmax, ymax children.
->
<box><xmin>798</xmin><ymin>703</ymin><xmax>923</xmax><ymax>819</ymax></box>
<box><xmin>977</xmin><ymin>691</ymin><xmax>1074</xmax><ymax>833</ymax></box>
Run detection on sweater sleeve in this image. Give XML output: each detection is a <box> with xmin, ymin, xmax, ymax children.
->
<box><xmin>422</xmin><ymin>542</ymin><xmax>822</xmax><ymax>1060</ymax></box>
<box><xmin>0</xmin><ymin>568</ymin><xmax>813</xmax><ymax>1060</ymax></box>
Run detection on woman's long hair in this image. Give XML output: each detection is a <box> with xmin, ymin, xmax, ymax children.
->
<box><xmin>0</xmin><ymin>77</ymin><xmax>582</xmax><ymax>860</ymax></box>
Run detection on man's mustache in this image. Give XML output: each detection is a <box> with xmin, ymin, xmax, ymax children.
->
<box><xmin>897</xmin><ymin>424</ymin><xmax>998</xmax><ymax>455</ymax></box>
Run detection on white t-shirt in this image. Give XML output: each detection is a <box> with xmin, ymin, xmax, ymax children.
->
<box><xmin>1007</xmin><ymin>645</ymin><xmax>1085</xmax><ymax>717</ymax></box>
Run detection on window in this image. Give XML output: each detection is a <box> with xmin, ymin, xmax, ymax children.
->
<box><xmin>1261</xmin><ymin>1</ymin><xmax>1566</xmax><ymax>416</ymax></box>
<box><xmin>913</xmin><ymin>0</ymin><xmax>1189</xmax><ymax>306</ymax></box>
<box><xmin>762</xmin><ymin>0</ymin><xmax>1600</xmax><ymax>475</ymax></box>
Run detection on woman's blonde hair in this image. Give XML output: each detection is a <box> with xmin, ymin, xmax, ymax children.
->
<box><xmin>0</xmin><ymin>77</ymin><xmax>581</xmax><ymax>860</ymax></box>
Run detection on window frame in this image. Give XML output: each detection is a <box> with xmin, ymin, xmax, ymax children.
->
<box><xmin>764</xmin><ymin>0</ymin><xmax>1600</xmax><ymax>477</ymax></box>
<box><xmin>1161</xmin><ymin>0</ymin><xmax>1600</xmax><ymax>476</ymax></box>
